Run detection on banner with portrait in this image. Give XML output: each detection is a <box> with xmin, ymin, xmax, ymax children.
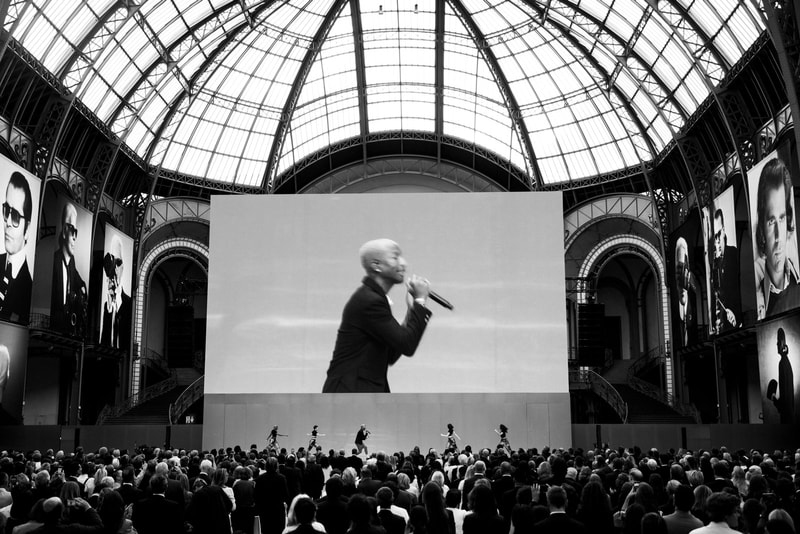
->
<box><xmin>31</xmin><ymin>183</ymin><xmax>92</xmax><ymax>337</ymax></box>
<box><xmin>0</xmin><ymin>321</ymin><xmax>29</xmax><ymax>423</ymax></box>
<box><xmin>670</xmin><ymin>211</ymin><xmax>705</xmax><ymax>349</ymax></box>
<box><xmin>97</xmin><ymin>225</ymin><xmax>133</xmax><ymax>351</ymax></box>
<box><xmin>0</xmin><ymin>154</ymin><xmax>41</xmax><ymax>325</ymax></box>
<box><xmin>757</xmin><ymin>315</ymin><xmax>800</xmax><ymax>424</ymax></box>
<box><xmin>702</xmin><ymin>185</ymin><xmax>742</xmax><ymax>335</ymax></box>
<box><xmin>747</xmin><ymin>150</ymin><xmax>800</xmax><ymax>320</ymax></box>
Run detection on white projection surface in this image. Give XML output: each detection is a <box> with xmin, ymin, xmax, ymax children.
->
<box><xmin>206</xmin><ymin>193</ymin><xmax>568</xmax><ymax>394</ymax></box>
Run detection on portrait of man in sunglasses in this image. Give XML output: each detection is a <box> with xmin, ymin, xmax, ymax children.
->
<box><xmin>0</xmin><ymin>172</ymin><xmax>33</xmax><ymax>324</ymax></box>
<box><xmin>50</xmin><ymin>201</ymin><xmax>87</xmax><ymax>336</ymax></box>
<box><xmin>100</xmin><ymin>233</ymin><xmax>131</xmax><ymax>350</ymax></box>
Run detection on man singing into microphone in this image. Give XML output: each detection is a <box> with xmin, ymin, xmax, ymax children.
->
<box><xmin>322</xmin><ymin>238</ymin><xmax>432</xmax><ymax>393</ymax></box>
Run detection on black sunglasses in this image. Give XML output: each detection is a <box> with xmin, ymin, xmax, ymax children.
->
<box><xmin>64</xmin><ymin>222</ymin><xmax>78</xmax><ymax>239</ymax></box>
<box><xmin>2</xmin><ymin>202</ymin><xmax>25</xmax><ymax>228</ymax></box>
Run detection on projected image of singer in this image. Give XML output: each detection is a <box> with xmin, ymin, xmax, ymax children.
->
<box><xmin>322</xmin><ymin>238</ymin><xmax>433</xmax><ymax>393</ymax></box>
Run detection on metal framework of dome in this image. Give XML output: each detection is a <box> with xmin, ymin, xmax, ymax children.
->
<box><xmin>5</xmin><ymin>0</ymin><xmax>764</xmax><ymax>190</ymax></box>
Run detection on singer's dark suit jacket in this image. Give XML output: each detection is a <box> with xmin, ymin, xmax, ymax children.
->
<box><xmin>323</xmin><ymin>276</ymin><xmax>432</xmax><ymax>393</ymax></box>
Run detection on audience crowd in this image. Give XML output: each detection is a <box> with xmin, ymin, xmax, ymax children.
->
<box><xmin>0</xmin><ymin>440</ymin><xmax>798</xmax><ymax>534</ymax></box>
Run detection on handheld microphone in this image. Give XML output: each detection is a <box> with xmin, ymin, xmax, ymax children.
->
<box><xmin>428</xmin><ymin>290</ymin><xmax>454</xmax><ymax>311</ymax></box>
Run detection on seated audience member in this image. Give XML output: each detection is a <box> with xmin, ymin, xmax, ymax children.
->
<box><xmin>663</xmin><ymin>484</ymin><xmax>703</xmax><ymax>534</ymax></box>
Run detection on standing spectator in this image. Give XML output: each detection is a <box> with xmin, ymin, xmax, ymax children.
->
<box><xmin>420</xmin><ymin>481</ymin><xmax>454</xmax><ymax>534</ymax></box>
<box><xmin>132</xmin><ymin>474</ymin><xmax>184</xmax><ymax>534</ymax></box>
<box><xmin>315</xmin><ymin>477</ymin><xmax>349</xmax><ymax>534</ymax></box>
<box><xmin>576</xmin><ymin>480</ymin><xmax>614</xmax><ymax>534</ymax></box>
<box><xmin>377</xmin><ymin>486</ymin><xmax>406</xmax><ymax>534</ymax></box>
<box><xmin>233</xmin><ymin>466</ymin><xmax>256</xmax><ymax>534</ymax></box>
<box><xmin>533</xmin><ymin>485</ymin><xmax>586</xmax><ymax>534</ymax></box>
<box><xmin>462</xmin><ymin>485</ymin><xmax>505</xmax><ymax>534</ymax></box>
<box><xmin>254</xmin><ymin>457</ymin><xmax>289</xmax><ymax>534</ymax></box>
<box><xmin>301</xmin><ymin>454</ymin><xmax>324</xmax><ymax>500</ymax></box>
<box><xmin>691</xmin><ymin>485</ymin><xmax>712</xmax><ymax>525</ymax></box>
<box><xmin>346</xmin><ymin>494</ymin><xmax>384</xmax><ymax>534</ymax></box>
<box><xmin>663</xmin><ymin>485</ymin><xmax>703</xmax><ymax>534</ymax></box>
<box><xmin>686</xmin><ymin>492</ymin><xmax>741</xmax><ymax>533</ymax></box>
<box><xmin>186</xmin><ymin>468</ymin><xmax>233</xmax><ymax>534</ymax></box>
<box><xmin>285</xmin><ymin>497</ymin><xmax>323</xmax><ymax>534</ymax></box>
<box><xmin>641</xmin><ymin>512</ymin><xmax>668</xmax><ymax>534</ymax></box>
<box><xmin>98</xmin><ymin>489</ymin><xmax>135</xmax><ymax>534</ymax></box>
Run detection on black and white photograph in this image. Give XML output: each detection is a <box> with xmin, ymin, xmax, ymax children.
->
<box><xmin>0</xmin><ymin>154</ymin><xmax>41</xmax><ymax>325</ymax></box>
<box><xmin>747</xmin><ymin>152</ymin><xmax>800</xmax><ymax>320</ymax></box>
<box><xmin>98</xmin><ymin>225</ymin><xmax>134</xmax><ymax>351</ymax></box>
<box><xmin>702</xmin><ymin>185</ymin><xmax>741</xmax><ymax>335</ymax></box>
<box><xmin>31</xmin><ymin>184</ymin><xmax>92</xmax><ymax>337</ymax></box>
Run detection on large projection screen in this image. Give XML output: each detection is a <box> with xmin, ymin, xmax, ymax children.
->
<box><xmin>204</xmin><ymin>192</ymin><xmax>571</xmax><ymax>451</ymax></box>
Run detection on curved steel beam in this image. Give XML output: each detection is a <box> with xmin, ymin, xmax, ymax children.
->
<box><xmin>449</xmin><ymin>0</ymin><xmax>540</xmax><ymax>189</ymax></box>
<box><xmin>261</xmin><ymin>0</ymin><xmax>348</xmax><ymax>192</ymax></box>
<box><xmin>661</xmin><ymin>0</ymin><xmax>729</xmax><ymax>72</ymax></box>
<box><xmin>56</xmin><ymin>1</ymin><xmax>138</xmax><ymax>82</ymax></box>
<box><xmin>521</xmin><ymin>0</ymin><xmax>687</xmax><ymax>122</ymax></box>
<box><xmin>349</xmin><ymin>0</ymin><xmax>369</xmax><ymax>140</ymax></box>
<box><xmin>107</xmin><ymin>0</ymin><xmax>260</xmax><ymax>126</ymax></box>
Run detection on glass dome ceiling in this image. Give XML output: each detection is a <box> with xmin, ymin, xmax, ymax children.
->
<box><xmin>7</xmin><ymin>0</ymin><xmax>764</xmax><ymax>189</ymax></box>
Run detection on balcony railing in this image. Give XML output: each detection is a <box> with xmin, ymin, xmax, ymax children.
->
<box><xmin>627</xmin><ymin>347</ymin><xmax>700</xmax><ymax>422</ymax></box>
<box><xmin>96</xmin><ymin>375</ymin><xmax>177</xmax><ymax>425</ymax></box>
<box><xmin>169</xmin><ymin>375</ymin><xmax>204</xmax><ymax>425</ymax></box>
<box><xmin>569</xmin><ymin>369</ymin><xmax>628</xmax><ymax>423</ymax></box>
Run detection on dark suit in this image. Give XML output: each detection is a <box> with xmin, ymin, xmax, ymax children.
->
<box><xmin>315</xmin><ymin>495</ymin><xmax>350</xmax><ymax>534</ymax></box>
<box><xmin>533</xmin><ymin>512</ymin><xmax>586</xmax><ymax>534</ymax></box>
<box><xmin>0</xmin><ymin>253</ymin><xmax>31</xmax><ymax>324</ymax></box>
<box><xmin>132</xmin><ymin>494</ymin><xmax>184</xmax><ymax>534</ymax></box>
<box><xmin>254</xmin><ymin>471</ymin><xmax>289</xmax><ymax>534</ymax></box>
<box><xmin>116</xmin><ymin>483</ymin><xmax>144</xmax><ymax>506</ymax></box>
<box><xmin>323</xmin><ymin>277</ymin><xmax>432</xmax><ymax>393</ymax></box>
<box><xmin>186</xmin><ymin>484</ymin><xmax>233</xmax><ymax>534</ymax></box>
<box><xmin>50</xmin><ymin>251</ymin><xmax>87</xmax><ymax>336</ymax></box>
<box><xmin>100</xmin><ymin>289</ymin><xmax>132</xmax><ymax>349</ymax></box>
<box><xmin>378</xmin><ymin>508</ymin><xmax>406</xmax><ymax>534</ymax></box>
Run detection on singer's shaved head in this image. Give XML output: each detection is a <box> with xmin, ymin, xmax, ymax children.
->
<box><xmin>359</xmin><ymin>238</ymin><xmax>406</xmax><ymax>291</ymax></box>
<box><xmin>359</xmin><ymin>239</ymin><xmax>400</xmax><ymax>272</ymax></box>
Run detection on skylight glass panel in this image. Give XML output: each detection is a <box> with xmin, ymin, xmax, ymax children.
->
<box><xmin>604</xmin><ymin>9</ymin><xmax>634</xmax><ymax>43</ymax></box>
<box><xmin>529</xmin><ymin>128</ymin><xmax>561</xmax><ymax>158</ymax></box>
<box><xmin>462</xmin><ymin>0</ymin><xmax>508</xmax><ymax>35</ymax></box>
<box><xmin>23</xmin><ymin>19</ymin><xmax>57</xmax><ymax>63</ymax></box>
<box><xmin>61</xmin><ymin>4</ymin><xmax>97</xmax><ymax>45</ymax></box>
<box><xmin>539</xmin><ymin>156</ymin><xmax>569</xmax><ymax>184</ymax></box>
